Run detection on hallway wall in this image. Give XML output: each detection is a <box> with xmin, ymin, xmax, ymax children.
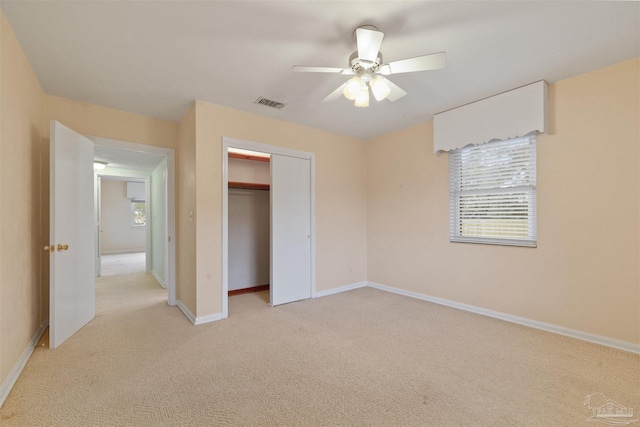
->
<box><xmin>100</xmin><ymin>180</ymin><xmax>146</xmax><ymax>254</ymax></box>
<box><xmin>150</xmin><ymin>159</ymin><xmax>167</xmax><ymax>285</ymax></box>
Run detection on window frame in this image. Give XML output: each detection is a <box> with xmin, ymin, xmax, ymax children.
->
<box><xmin>131</xmin><ymin>200</ymin><xmax>146</xmax><ymax>227</ymax></box>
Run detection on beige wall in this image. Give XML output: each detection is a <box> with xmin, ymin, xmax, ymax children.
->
<box><xmin>190</xmin><ymin>101</ymin><xmax>368</xmax><ymax>318</ymax></box>
<box><xmin>367</xmin><ymin>58</ymin><xmax>640</xmax><ymax>344</ymax></box>
<box><xmin>0</xmin><ymin>11</ymin><xmax>45</xmax><ymax>387</ymax></box>
<box><xmin>43</xmin><ymin>95</ymin><xmax>177</xmax><ymax>149</ymax></box>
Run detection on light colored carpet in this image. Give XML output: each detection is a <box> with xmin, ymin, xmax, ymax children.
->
<box><xmin>1</xmin><ymin>274</ymin><xmax>638</xmax><ymax>426</ymax></box>
<box><xmin>100</xmin><ymin>252</ymin><xmax>146</xmax><ymax>276</ymax></box>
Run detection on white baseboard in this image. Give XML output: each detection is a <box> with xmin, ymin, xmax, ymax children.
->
<box><xmin>100</xmin><ymin>250</ymin><xmax>145</xmax><ymax>255</ymax></box>
<box><xmin>313</xmin><ymin>281</ymin><xmax>367</xmax><ymax>298</ymax></box>
<box><xmin>367</xmin><ymin>281</ymin><xmax>640</xmax><ymax>355</ymax></box>
<box><xmin>150</xmin><ymin>270</ymin><xmax>166</xmax><ymax>289</ymax></box>
<box><xmin>194</xmin><ymin>313</ymin><xmax>225</xmax><ymax>325</ymax></box>
<box><xmin>175</xmin><ymin>300</ymin><xmax>225</xmax><ymax>325</ymax></box>
<box><xmin>0</xmin><ymin>320</ymin><xmax>48</xmax><ymax>408</ymax></box>
<box><xmin>176</xmin><ymin>300</ymin><xmax>196</xmax><ymax>324</ymax></box>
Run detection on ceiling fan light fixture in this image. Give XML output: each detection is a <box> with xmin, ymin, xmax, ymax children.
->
<box><xmin>370</xmin><ymin>76</ymin><xmax>390</xmax><ymax>101</ymax></box>
<box><xmin>354</xmin><ymin>86</ymin><xmax>369</xmax><ymax>107</ymax></box>
<box><xmin>294</xmin><ymin>26</ymin><xmax>442</xmax><ymax>107</ymax></box>
<box><xmin>343</xmin><ymin>76</ymin><xmax>361</xmax><ymax>100</ymax></box>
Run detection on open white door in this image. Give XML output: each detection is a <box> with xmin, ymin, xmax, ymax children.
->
<box><xmin>49</xmin><ymin>121</ymin><xmax>95</xmax><ymax>348</ymax></box>
<box><xmin>270</xmin><ymin>154</ymin><xmax>312</xmax><ymax>306</ymax></box>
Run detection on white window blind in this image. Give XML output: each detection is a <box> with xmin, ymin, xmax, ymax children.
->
<box><xmin>449</xmin><ymin>134</ymin><xmax>537</xmax><ymax>247</ymax></box>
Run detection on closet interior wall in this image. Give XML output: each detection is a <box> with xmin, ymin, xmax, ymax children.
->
<box><xmin>227</xmin><ymin>156</ymin><xmax>270</xmax><ymax>292</ymax></box>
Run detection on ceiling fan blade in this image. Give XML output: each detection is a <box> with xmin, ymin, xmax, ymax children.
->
<box><xmin>292</xmin><ymin>66</ymin><xmax>352</xmax><ymax>74</ymax></box>
<box><xmin>381</xmin><ymin>77</ymin><xmax>407</xmax><ymax>102</ymax></box>
<box><xmin>323</xmin><ymin>82</ymin><xmax>348</xmax><ymax>102</ymax></box>
<box><xmin>384</xmin><ymin>51</ymin><xmax>447</xmax><ymax>75</ymax></box>
<box><xmin>356</xmin><ymin>28</ymin><xmax>384</xmax><ymax>63</ymax></box>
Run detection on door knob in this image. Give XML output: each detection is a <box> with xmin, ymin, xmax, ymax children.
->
<box><xmin>57</xmin><ymin>244</ymin><xmax>69</xmax><ymax>251</ymax></box>
<box><xmin>44</xmin><ymin>245</ymin><xmax>54</xmax><ymax>253</ymax></box>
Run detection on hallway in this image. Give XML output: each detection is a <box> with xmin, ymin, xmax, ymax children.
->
<box><xmin>100</xmin><ymin>252</ymin><xmax>146</xmax><ymax>276</ymax></box>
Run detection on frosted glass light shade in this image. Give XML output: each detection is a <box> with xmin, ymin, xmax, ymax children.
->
<box><xmin>370</xmin><ymin>76</ymin><xmax>390</xmax><ymax>101</ymax></box>
<box><xmin>354</xmin><ymin>86</ymin><xmax>369</xmax><ymax>107</ymax></box>
<box><xmin>343</xmin><ymin>77</ymin><xmax>362</xmax><ymax>100</ymax></box>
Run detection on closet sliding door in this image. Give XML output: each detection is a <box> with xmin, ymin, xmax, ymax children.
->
<box><xmin>270</xmin><ymin>154</ymin><xmax>312</xmax><ymax>306</ymax></box>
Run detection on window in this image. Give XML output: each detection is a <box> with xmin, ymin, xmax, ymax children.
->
<box><xmin>449</xmin><ymin>134</ymin><xmax>536</xmax><ymax>247</ymax></box>
<box><xmin>132</xmin><ymin>201</ymin><xmax>146</xmax><ymax>227</ymax></box>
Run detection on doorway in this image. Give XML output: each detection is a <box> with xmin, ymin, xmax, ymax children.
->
<box><xmin>97</xmin><ymin>177</ymin><xmax>148</xmax><ymax>276</ymax></box>
<box><xmin>48</xmin><ymin>121</ymin><xmax>177</xmax><ymax>348</ymax></box>
<box><xmin>222</xmin><ymin>137</ymin><xmax>316</xmax><ymax>318</ymax></box>
<box><xmin>91</xmin><ymin>136</ymin><xmax>176</xmax><ymax>306</ymax></box>
<box><xmin>227</xmin><ymin>149</ymin><xmax>271</xmax><ymax>297</ymax></box>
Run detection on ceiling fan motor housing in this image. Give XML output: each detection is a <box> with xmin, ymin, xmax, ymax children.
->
<box><xmin>349</xmin><ymin>51</ymin><xmax>383</xmax><ymax>73</ymax></box>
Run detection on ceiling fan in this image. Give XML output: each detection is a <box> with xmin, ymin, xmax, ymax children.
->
<box><xmin>292</xmin><ymin>25</ymin><xmax>446</xmax><ymax>107</ymax></box>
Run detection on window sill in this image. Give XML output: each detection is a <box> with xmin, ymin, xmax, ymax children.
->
<box><xmin>450</xmin><ymin>237</ymin><xmax>537</xmax><ymax>248</ymax></box>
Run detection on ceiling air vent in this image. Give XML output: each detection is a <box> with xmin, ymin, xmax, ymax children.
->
<box><xmin>255</xmin><ymin>97</ymin><xmax>285</xmax><ymax>110</ymax></box>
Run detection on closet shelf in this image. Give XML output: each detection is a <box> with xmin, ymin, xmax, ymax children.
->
<box><xmin>228</xmin><ymin>181</ymin><xmax>270</xmax><ymax>190</ymax></box>
<box><xmin>228</xmin><ymin>152</ymin><xmax>270</xmax><ymax>163</ymax></box>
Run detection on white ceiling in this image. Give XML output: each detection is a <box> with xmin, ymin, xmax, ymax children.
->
<box><xmin>93</xmin><ymin>143</ymin><xmax>166</xmax><ymax>174</ymax></box>
<box><xmin>2</xmin><ymin>1</ymin><xmax>638</xmax><ymax>140</ymax></box>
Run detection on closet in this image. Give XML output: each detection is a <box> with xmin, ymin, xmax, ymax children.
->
<box><xmin>227</xmin><ymin>151</ymin><xmax>270</xmax><ymax>296</ymax></box>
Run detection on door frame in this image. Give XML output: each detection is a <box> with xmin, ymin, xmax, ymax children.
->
<box><xmin>90</xmin><ymin>136</ymin><xmax>177</xmax><ymax>306</ymax></box>
<box><xmin>221</xmin><ymin>137</ymin><xmax>316</xmax><ymax>318</ymax></box>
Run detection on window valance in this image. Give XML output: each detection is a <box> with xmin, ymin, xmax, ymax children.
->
<box><xmin>433</xmin><ymin>81</ymin><xmax>548</xmax><ymax>154</ymax></box>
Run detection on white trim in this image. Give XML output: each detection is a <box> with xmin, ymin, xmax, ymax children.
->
<box><xmin>194</xmin><ymin>313</ymin><xmax>225</xmax><ymax>325</ymax></box>
<box><xmin>144</xmin><ymin>176</ymin><xmax>151</xmax><ymax>273</ymax></box>
<box><xmin>175</xmin><ymin>300</ymin><xmax>224</xmax><ymax>325</ymax></box>
<box><xmin>310</xmin><ymin>157</ymin><xmax>316</xmax><ymax>303</ymax></box>
<box><xmin>100</xmin><ymin>249</ymin><xmax>146</xmax><ymax>255</ymax></box>
<box><xmin>221</xmin><ymin>137</ymin><xmax>316</xmax><ymax>317</ymax></box>
<box><xmin>176</xmin><ymin>300</ymin><xmax>196</xmax><ymax>324</ymax></box>
<box><xmin>224</xmin><ymin>137</ymin><xmax>312</xmax><ymax>159</ymax></box>
<box><xmin>0</xmin><ymin>321</ymin><xmax>48</xmax><ymax>408</ymax></box>
<box><xmin>367</xmin><ymin>282</ymin><xmax>640</xmax><ymax>355</ymax></box>
<box><xmin>165</xmin><ymin>150</ymin><xmax>177</xmax><ymax>306</ymax></box>
<box><xmin>151</xmin><ymin>270</ymin><xmax>166</xmax><ymax>289</ymax></box>
<box><xmin>222</xmin><ymin>142</ymin><xmax>229</xmax><ymax>318</ymax></box>
<box><xmin>312</xmin><ymin>282</ymin><xmax>367</xmax><ymax>298</ymax></box>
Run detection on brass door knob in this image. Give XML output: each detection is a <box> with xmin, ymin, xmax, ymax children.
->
<box><xmin>57</xmin><ymin>244</ymin><xmax>69</xmax><ymax>251</ymax></box>
<box><xmin>44</xmin><ymin>245</ymin><xmax>54</xmax><ymax>253</ymax></box>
